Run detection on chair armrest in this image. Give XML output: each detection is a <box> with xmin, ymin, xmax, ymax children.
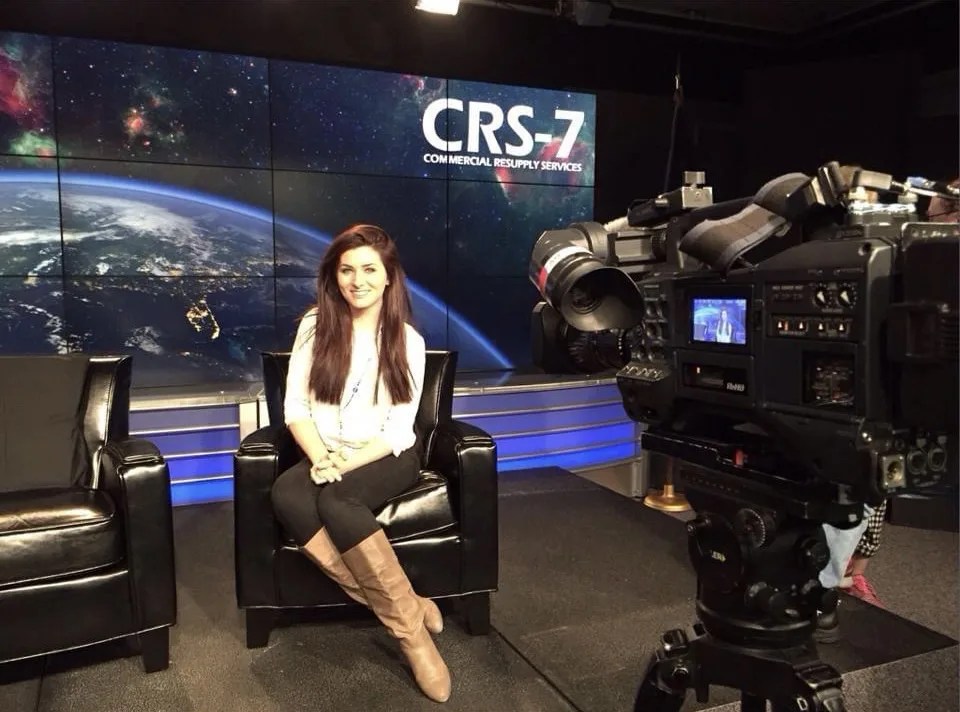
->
<box><xmin>427</xmin><ymin>419</ymin><xmax>498</xmax><ymax>592</ymax></box>
<box><xmin>100</xmin><ymin>438</ymin><xmax>177</xmax><ymax>629</ymax></box>
<box><xmin>233</xmin><ymin>425</ymin><xmax>299</xmax><ymax>606</ymax></box>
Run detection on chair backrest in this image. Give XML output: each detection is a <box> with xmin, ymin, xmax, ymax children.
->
<box><xmin>81</xmin><ymin>356</ymin><xmax>132</xmax><ymax>487</ymax></box>
<box><xmin>261</xmin><ymin>350</ymin><xmax>457</xmax><ymax>462</ymax></box>
<box><xmin>0</xmin><ymin>354</ymin><xmax>130</xmax><ymax>491</ymax></box>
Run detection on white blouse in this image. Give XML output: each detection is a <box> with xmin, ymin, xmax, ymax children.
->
<box><xmin>283</xmin><ymin>309</ymin><xmax>426</xmax><ymax>457</ymax></box>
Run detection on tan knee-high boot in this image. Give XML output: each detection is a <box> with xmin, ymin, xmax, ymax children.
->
<box><xmin>302</xmin><ymin>529</ymin><xmax>443</xmax><ymax>634</ymax></box>
<box><xmin>340</xmin><ymin>530</ymin><xmax>451</xmax><ymax>703</ymax></box>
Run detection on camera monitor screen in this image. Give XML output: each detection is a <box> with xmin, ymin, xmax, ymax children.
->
<box><xmin>691</xmin><ymin>297</ymin><xmax>747</xmax><ymax>345</ymax></box>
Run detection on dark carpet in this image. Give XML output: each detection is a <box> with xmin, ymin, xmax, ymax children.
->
<box><xmin>0</xmin><ymin>502</ymin><xmax>575</xmax><ymax>712</ymax></box>
<box><xmin>493</xmin><ymin>468</ymin><xmax>959</xmax><ymax>712</ymax></box>
<box><xmin>0</xmin><ymin>467</ymin><xmax>956</xmax><ymax>712</ymax></box>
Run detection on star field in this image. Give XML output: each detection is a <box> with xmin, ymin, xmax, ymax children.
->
<box><xmin>0</xmin><ymin>32</ymin><xmax>57</xmax><ymax>158</ymax></box>
<box><xmin>55</xmin><ymin>38</ymin><xmax>270</xmax><ymax>167</ymax></box>
<box><xmin>270</xmin><ymin>61</ymin><xmax>447</xmax><ymax>178</ymax></box>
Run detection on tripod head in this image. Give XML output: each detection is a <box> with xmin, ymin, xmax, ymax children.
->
<box><xmin>643</xmin><ymin>428</ymin><xmax>853</xmax><ymax>648</ymax></box>
<box><xmin>633</xmin><ymin>429</ymin><xmax>855</xmax><ymax>711</ymax></box>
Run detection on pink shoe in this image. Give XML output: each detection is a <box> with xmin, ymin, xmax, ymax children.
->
<box><xmin>845</xmin><ymin>574</ymin><xmax>884</xmax><ymax>608</ymax></box>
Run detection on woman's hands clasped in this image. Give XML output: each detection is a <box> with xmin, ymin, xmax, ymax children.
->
<box><xmin>309</xmin><ymin>449</ymin><xmax>351</xmax><ymax>485</ymax></box>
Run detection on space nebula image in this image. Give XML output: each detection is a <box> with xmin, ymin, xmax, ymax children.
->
<box><xmin>271</xmin><ymin>62</ymin><xmax>448</xmax><ymax>179</ymax></box>
<box><xmin>54</xmin><ymin>38</ymin><xmax>270</xmax><ymax>167</ymax></box>
<box><xmin>0</xmin><ymin>32</ymin><xmax>56</xmax><ymax>158</ymax></box>
<box><xmin>0</xmin><ymin>30</ymin><xmax>596</xmax><ymax>386</ymax></box>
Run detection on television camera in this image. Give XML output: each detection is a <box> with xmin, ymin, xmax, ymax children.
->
<box><xmin>528</xmin><ymin>163</ymin><xmax>959</xmax><ymax>711</ymax></box>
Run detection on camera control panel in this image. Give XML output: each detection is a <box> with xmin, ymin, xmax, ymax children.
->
<box><xmin>767</xmin><ymin>281</ymin><xmax>859</xmax><ymax>340</ymax></box>
<box><xmin>625</xmin><ymin>282</ymin><xmax>671</xmax><ymax>367</ymax></box>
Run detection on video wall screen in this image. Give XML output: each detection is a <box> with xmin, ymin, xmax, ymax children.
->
<box><xmin>0</xmin><ymin>156</ymin><xmax>61</xmax><ymax>276</ymax></box>
<box><xmin>63</xmin><ymin>277</ymin><xmax>275</xmax><ymax>388</ymax></box>
<box><xmin>0</xmin><ymin>31</ymin><xmax>596</xmax><ymax>387</ymax></box>
<box><xmin>0</xmin><ymin>276</ymin><xmax>64</xmax><ymax>354</ymax></box>
<box><xmin>58</xmin><ymin>159</ymin><xmax>275</xmax><ymax>278</ymax></box>
<box><xmin>0</xmin><ymin>34</ymin><xmax>55</xmax><ymax>157</ymax></box>
<box><xmin>54</xmin><ymin>38</ymin><xmax>270</xmax><ymax>167</ymax></box>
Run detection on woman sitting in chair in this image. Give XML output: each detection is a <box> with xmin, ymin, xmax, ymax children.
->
<box><xmin>271</xmin><ymin>224</ymin><xmax>450</xmax><ymax>703</ymax></box>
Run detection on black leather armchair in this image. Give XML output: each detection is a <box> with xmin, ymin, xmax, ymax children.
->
<box><xmin>234</xmin><ymin>350</ymin><xmax>498</xmax><ymax>647</ymax></box>
<box><xmin>0</xmin><ymin>355</ymin><xmax>177</xmax><ymax>672</ymax></box>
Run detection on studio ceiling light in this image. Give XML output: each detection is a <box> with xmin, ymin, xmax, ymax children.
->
<box><xmin>415</xmin><ymin>0</ymin><xmax>460</xmax><ymax>16</ymax></box>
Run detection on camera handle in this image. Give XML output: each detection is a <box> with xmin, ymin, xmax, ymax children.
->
<box><xmin>634</xmin><ymin>625</ymin><xmax>846</xmax><ymax>712</ymax></box>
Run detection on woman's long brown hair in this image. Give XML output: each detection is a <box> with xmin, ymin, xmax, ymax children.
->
<box><xmin>306</xmin><ymin>224</ymin><xmax>416</xmax><ymax>405</ymax></box>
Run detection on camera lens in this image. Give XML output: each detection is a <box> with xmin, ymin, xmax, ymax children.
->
<box><xmin>568</xmin><ymin>286</ymin><xmax>601</xmax><ymax>314</ymax></box>
<box><xmin>530</xmin><ymin>223</ymin><xmax>643</xmax><ymax>331</ymax></box>
<box><xmin>567</xmin><ymin>329</ymin><xmax>629</xmax><ymax>372</ymax></box>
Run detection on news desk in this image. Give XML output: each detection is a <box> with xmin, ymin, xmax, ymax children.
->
<box><xmin>129</xmin><ymin>371</ymin><xmax>647</xmax><ymax>506</ymax></box>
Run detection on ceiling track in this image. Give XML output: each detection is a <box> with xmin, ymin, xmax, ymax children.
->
<box><xmin>463</xmin><ymin>0</ymin><xmax>944</xmax><ymax>49</ymax></box>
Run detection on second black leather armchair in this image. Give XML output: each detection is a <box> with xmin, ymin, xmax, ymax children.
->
<box><xmin>0</xmin><ymin>355</ymin><xmax>177</xmax><ymax>672</ymax></box>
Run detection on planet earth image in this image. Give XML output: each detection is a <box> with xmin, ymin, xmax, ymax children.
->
<box><xmin>0</xmin><ymin>176</ymin><xmax>63</xmax><ymax>275</ymax></box>
<box><xmin>0</xmin><ymin>172</ymin><xmax>510</xmax><ymax>387</ymax></box>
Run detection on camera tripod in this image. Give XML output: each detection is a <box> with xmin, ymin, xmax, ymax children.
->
<box><xmin>634</xmin><ymin>620</ymin><xmax>845</xmax><ymax>712</ymax></box>
<box><xmin>634</xmin><ymin>455</ymin><xmax>858</xmax><ymax>712</ymax></box>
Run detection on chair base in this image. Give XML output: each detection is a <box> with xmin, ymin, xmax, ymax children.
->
<box><xmin>462</xmin><ymin>592</ymin><xmax>491</xmax><ymax>635</ymax></box>
<box><xmin>140</xmin><ymin>627</ymin><xmax>171</xmax><ymax>673</ymax></box>
<box><xmin>246</xmin><ymin>609</ymin><xmax>277</xmax><ymax>648</ymax></box>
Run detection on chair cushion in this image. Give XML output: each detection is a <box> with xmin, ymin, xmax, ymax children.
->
<box><xmin>0</xmin><ymin>488</ymin><xmax>124</xmax><ymax>589</ymax></box>
<box><xmin>279</xmin><ymin>469</ymin><xmax>457</xmax><ymax>545</ymax></box>
<box><xmin>376</xmin><ymin>470</ymin><xmax>457</xmax><ymax>542</ymax></box>
<box><xmin>0</xmin><ymin>354</ymin><xmax>91</xmax><ymax>492</ymax></box>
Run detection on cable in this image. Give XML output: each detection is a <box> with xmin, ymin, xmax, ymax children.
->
<box><xmin>662</xmin><ymin>54</ymin><xmax>683</xmax><ymax>194</ymax></box>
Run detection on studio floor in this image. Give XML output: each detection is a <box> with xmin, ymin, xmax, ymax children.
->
<box><xmin>1</xmin><ymin>467</ymin><xmax>957</xmax><ymax>712</ymax></box>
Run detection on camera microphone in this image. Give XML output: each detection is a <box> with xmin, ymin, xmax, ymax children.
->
<box><xmin>852</xmin><ymin>170</ymin><xmax>959</xmax><ymax>200</ymax></box>
<box><xmin>905</xmin><ymin>176</ymin><xmax>960</xmax><ymax>200</ymax></box>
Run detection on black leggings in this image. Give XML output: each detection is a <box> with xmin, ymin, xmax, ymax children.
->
<box><xmin>271</xmin><ymin>447</ymin><xmax>420</xmax><ymax>552</ymax></box>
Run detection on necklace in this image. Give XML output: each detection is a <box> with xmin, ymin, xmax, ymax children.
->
<box><xmin>338</xmin><ymin>351</ymin><xmax>376</xmax><ymax>448</ymax></box>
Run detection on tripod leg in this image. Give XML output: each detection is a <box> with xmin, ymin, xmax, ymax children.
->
<box><xmin>822</xmin><ymin>698</ymin><xmax>847</xmax><ymax>712</ymax></box>
<box><xmin>633</xmin><ymin>652</ymin><xmax>687</xmax><ymax>712</ymax></box>
<box><xmin>769</xmin><ymin>690</ymin><xmax>848</xmax><ymax>712</ymax></box>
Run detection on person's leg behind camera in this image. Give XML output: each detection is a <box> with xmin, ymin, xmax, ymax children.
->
<box><xmin>815</xmin><ymin>504</ymin><xmax>872</xmax><ymax>644</ymax></box>
<box><xmin>841</xmin><ymin>500</ymin><xmax>887</xmax><ymax>607</ymax></box>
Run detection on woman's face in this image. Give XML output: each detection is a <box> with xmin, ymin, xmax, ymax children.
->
<box><xmin>336</xmin><ymin>245</ymin><xmax>389</xmax><ymax>315</ymax></box>
<box><xmin>720</xmin><ymin>309</ymin><xmax>728</xmax><ymax>321</ymax></box>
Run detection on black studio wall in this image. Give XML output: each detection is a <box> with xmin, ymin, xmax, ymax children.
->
<box><xmin>0</xmin><ymin>0</ymin><xmax>755</xmax><ymax>98</ymax></box>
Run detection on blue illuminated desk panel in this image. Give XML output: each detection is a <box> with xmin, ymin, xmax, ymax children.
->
<box><xmin>130</xmin><ymin>375</ymin><xmax>641</xmax><ymax>506</ymax></box>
